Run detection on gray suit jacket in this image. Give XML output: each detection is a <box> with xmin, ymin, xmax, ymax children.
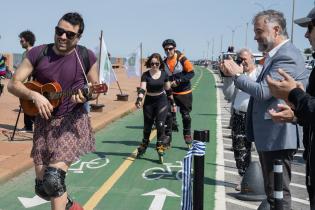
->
<box><xmin>234</xmin><ymin>41</ymin><xmax>309</xmax><ymax>151</ymax></box>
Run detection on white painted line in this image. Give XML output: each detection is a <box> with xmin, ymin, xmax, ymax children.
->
<box><xmin>224</xmin><ymin>150</ymin><xmax>259</xmax><ymax>159</ymax></box>
<box><xmin>225</xmin><ymin>170</ymin><xmax>306</xmax><ymax>190</ymax></box>
<box><xmin>224</xmin><ymin>159</ymin><xmax>236</xmax><ymax>164</ymax></box>
<box><xmin>295</xmin><ymin>153</ymin><xmax>303</xmax><ymax>157</ymax></box>
<box><xmin>224</xmin><ymin>157</ymin><xmax>305</xmax><ymax>177</ymax></box>
<box><xmin>225</xmin><ymin>170</ymin><xmax>239</xmax><ymax>176</ymax></box>
<box><xmin>225</xmin><ymin>198</ymin><xmax>258</xmax><ymax>209</ymax></box>
<box><xmin>291</xmin><ymin>171</ymin><xmax>305</xmax><ymax>177</ymax></box>
<box><xmin>211</xmin><ymin>68</ymin><xmax>226</xmax><ymax>210</ymax></box>
<box><xmin>292</xmin><ymin>197</ymin><xmax>310</xmax><ymax>205</ymax></box>
<box><xmin>224</xmin><ymin>150</ymin><xmax>305</xmax><ymax>176</ymax></box>
<box><xmin>290</xmin><ymin>183</ymin><xmax>306</xmax><ymax>189</ymax></box>
<box><xmin>227</xmin><ymin>192</ymin><xmax>309</xmax><ymax>206</ymax></box>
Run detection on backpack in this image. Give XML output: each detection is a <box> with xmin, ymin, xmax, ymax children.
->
<box><xmin>34</xmin><ymin>43</ymin><xmax>90</xmax><ymax>73</ymax></box>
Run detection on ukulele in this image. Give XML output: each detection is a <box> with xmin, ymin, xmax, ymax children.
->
<box><xmin>20</xmin><ymin>80</ymin><xmax>108</xmax><ymax>116</ymax></box>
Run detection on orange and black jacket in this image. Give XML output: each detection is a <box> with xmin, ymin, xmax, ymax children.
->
<box><xmin>164</xmin><ymin>51</ymin><xmax>194</xmax><ymax>94</ymax></box>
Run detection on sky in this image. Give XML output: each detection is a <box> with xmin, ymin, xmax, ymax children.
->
<box><xmin>0</xmin><ymin>0</ymin><xmax>314</xmax><ymax>60</ymax></box>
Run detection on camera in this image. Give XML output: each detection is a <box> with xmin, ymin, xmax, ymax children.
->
<box><xmin>235</xmin><ymin>57</ymin><xmax>244</xmax><ymax>65</ymax></box>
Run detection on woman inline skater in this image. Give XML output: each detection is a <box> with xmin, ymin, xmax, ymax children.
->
<box><xmin>135</xmin><ymin>53</ymin><xmax>176</xmax><ymax>163</ymax></box>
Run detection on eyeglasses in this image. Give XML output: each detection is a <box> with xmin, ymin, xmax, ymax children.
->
<box><xmin>55</xmin><ymin>26</ymin><xmax>78</xmax><ymax>40</ymax></box>
<box><xmin>150</xmin><ymin>62</ymin><xmax>160</xmax><ymax>67</ymax></box>
<box><xmin>164</xmin><ymin>47</ymin><xmax>174</xmax><ymax>52</ymax></box>
<box><xmin>308</xmin><ymin>24</ymin><xmax>314</xmax><ymax>33</ymax></box>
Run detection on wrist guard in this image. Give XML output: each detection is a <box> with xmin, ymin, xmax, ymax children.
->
<box><xmin>169</xmin><ymin>98</ymin><xmax>176</xmax><ymax>106</ymax></box>
<box><xmin>166</xmin><ymin>89</ymin><xmax>173</xmax><ymax>97</ymax></box>
<box><xmin>137</xmin><ymin>88</ymin><xmax>145</xmax><ymax>95</ymax></box>
<box><xmin>135</xmin><ymin>97</ymin><xmax>143</xmax><ymax>106</ymax></box>
<box><xmin>175</xmin><ymin>78</ymin><xmax>181</xmax><ymax>85</ymax></box>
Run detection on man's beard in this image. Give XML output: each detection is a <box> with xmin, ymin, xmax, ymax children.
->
<box><xmin>257</xmin><ymin>37</ymin><xmax>274</xmax><ymax>52</ymax></box>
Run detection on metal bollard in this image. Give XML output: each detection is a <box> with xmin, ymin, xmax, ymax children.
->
<box><xmin>273</xmin><ymin>159</ymin><xmax>283</xmax><ymax>210</ymax></box>
<box><xmin>193</xmin><ymin>130</ymin><xmax>209</xmax><ymax>210</ymax></box>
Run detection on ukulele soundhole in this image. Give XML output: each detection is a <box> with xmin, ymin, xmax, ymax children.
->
<box><xmin>43</xmin><ymin>92</ymin><xmax>50</xmax><ymax>99</ymax></box>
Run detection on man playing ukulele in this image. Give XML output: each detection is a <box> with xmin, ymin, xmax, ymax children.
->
<box><xmin>8</xmin><ymin>12</ymin><xmax>99</xmax><ymax>210</ymax></box>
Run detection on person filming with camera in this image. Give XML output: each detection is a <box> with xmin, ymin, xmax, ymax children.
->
<box><xmin>221</xmin><ymin>48</ymin><xmax>261</xmax><ymax>190</ymax></box>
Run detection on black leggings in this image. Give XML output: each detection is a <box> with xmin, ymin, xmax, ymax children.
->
<box><xmin>174</xmin><ymin>93</ymin><xmax>192</xmax><ymax>135</ymax></box>
<box><xmin>143</xmin><ymin>94</ymin><xmax>168</xmax><ymax>141</ymax></box>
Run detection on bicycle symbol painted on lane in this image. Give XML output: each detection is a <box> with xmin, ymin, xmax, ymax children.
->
<box><xmin>68</xmin><ymin>157</ymin><xmax>110</xmax><ymax>173</ymax></box>
<box><xmin>143</xmin><ymin>161</ymin><xmax>191</xmax><ymax>181</ymax></box>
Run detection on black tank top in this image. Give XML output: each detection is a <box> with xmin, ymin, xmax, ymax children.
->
<box><xmin>141</xmin><ymin>70</ymin><xmax>169</xmax><ymax>93</ymax></box>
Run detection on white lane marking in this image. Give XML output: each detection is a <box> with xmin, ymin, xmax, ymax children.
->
<box><xmin>224</xmin><ymin>151</ymin><xmax>306</xmax><ymax>177</ymax></box>
<box><xmin>225</xmin><ymin>170</ymin><xmax>306</xmax><ymax>189</ymax></box>
<box><xmin>142</xmin><ymin>188</ymin><xmax>179</xmax><ymax>210</ymax></box>
<box><xmin>292</xmin><ymin>197</ymin><xmax>310</xmax><ymax>205</ymax></box>
<box><xmin>225</xmin><ymin>198</ymin><xmax>258</xmax><ymax>209</ymax></box>
<box><xmin>210</xmin><ymin>68</ymin><xmax>226</xmax><ymax>210</ymax></box>
<box><xmin>18</xmin><ymin>195</ymin><xmax>49</xmax><ymax>208</ymax></box>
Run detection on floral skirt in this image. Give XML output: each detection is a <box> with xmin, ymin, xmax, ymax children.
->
<box><xmin>31</xmin><ymin>107</ymin><xmax>95</xmax><ymax>165</ymax></box>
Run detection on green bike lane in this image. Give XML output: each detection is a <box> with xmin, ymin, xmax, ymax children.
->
<box><xmin>0</xmin><ymin>66</ymin><xmax>217</xmax><ymax>210</ymax></box>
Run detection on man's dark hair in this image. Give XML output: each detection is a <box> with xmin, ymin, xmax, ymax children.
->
<box><xmin>60</xmin><ymin>12</ymin><xmax>85</xmax><ymax>35</ymax></box>
<box><xmin>19</xmin><ymin>30</ymin><xmax>36</xmax><ymax>46</ymax></box>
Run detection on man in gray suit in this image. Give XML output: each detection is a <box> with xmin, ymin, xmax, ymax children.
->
<box><xmin>222</xmin><ymin>10</ymin><xmax>308</xmax><ymax>209</ymax></box>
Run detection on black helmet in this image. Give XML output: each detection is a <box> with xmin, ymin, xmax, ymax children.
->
<box><xmin>162</xmin><ymin>39</ymin><xmax>176</xmax><ymax>48</ymax></box>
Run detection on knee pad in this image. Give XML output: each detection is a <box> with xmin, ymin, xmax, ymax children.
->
<box><xmin>35</xmin><ymin>179</ymin><xmax>50</xmax><ymax>201</ymax></box>
<box><xmin>42</xmin><ymin>166</ymin><xmax>67</xmax><ymax>197</ymax></box>
<box><xmin>156</xmin><ymin>121</ymin><xmax>165</xmax><ymax>131</ymax></box>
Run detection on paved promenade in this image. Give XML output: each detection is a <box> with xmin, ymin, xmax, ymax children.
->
<box><xmin>0</xmin><ymin>67</ymin><xmax>139</xmax><ymax>183</ymax></box>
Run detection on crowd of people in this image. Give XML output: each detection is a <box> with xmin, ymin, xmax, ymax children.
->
<box><xmin>0</xmin><ymin>4</ymin><xmax>315</xmax><ymax>210</ymax></box>
<box><xmin>220</xmin><ymin>7</ymin><xmax>315</xmax><ymax>210</ymax></box>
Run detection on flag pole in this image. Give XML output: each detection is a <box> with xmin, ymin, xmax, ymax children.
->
<box><xmin>140</xmin><ymin>42</ymin><xmax>143</xmax><ymax>76</ymax></box>
<box><xmin>136</xmin><ymin>43</ymin><xmax>143</xmax><ymax>93</ymax></box>
<box><xmin>96</xmin><ymin>30</ymin><xmax>103</xmax><ymax>105</ymax></box>
<box><xmin>111</xmin><ymin>67</ymin><xmax>123</xmax><ymax>95</ymax></box>
<box><xmin>90</xmin><ymin>30</ymin><xmax>105</xmax><ymax>112</ymax></box>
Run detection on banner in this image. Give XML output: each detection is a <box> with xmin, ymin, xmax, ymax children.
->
<box><xmin>98</xmin><ymin>38</ymin><xmax>115</xmax><ymax>87</ymax></box>
<box><xmin>124</xmin><ymin>46</ymin><xmax>141</xmax><ymax>77</ymax></box>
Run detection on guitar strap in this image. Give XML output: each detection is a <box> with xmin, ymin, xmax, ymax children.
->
<box><xmin>74</xmin><ymin>48</ymin><xmax>89</xmax><ymax>85</ymax></box>
<box><xmin>33</xmin><ymin>44</ymin><xmax>91</xmax><ymax>83</ymax></box>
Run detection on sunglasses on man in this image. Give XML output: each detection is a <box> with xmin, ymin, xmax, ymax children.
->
<box><xmin>55</xmin><ymin>26</ymin><xmax>78</xmax><ymax>40</ymax></box>
<box><xmin>164</xmin><ymin>47</ymin><xmax>174</xmax><ymax>52</ymax></box>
